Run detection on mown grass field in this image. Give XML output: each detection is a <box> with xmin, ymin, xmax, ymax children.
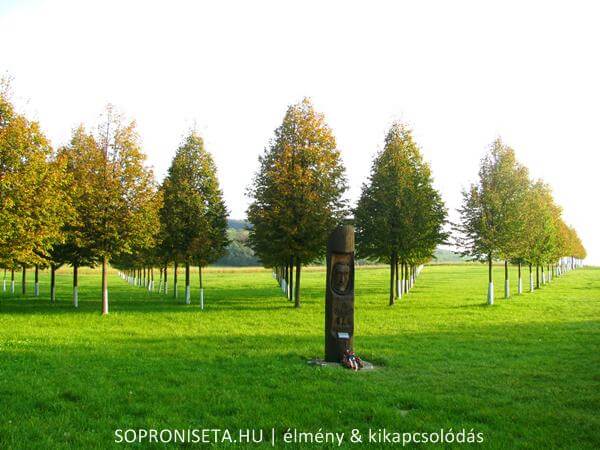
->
<box><xmin>0</xmin><ymin>264</ymin><xmax>599</xmax><ymax>449</ymax></box>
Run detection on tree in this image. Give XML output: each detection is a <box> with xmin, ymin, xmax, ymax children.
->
<box><xmin>516</xmin><ymin>181</ymin><xmax>558</xmax><ymax>290</ymax></box>
<box><xmin>455</xmin><ymin>138</ymin><xmax>528</xmax><ymax>304</ymax></box>
<box><xmin>247</xmin><ymin>98</ymin><xmax>348</xmax><ymax>307</ymax></box>
<box><xmin>564</xmin><ymin>226</ymin><xmax>586</xmax><ymax>269</ymax></box>
<box><xmin>50</xmin><ymin>127</ymin><xmax>102</xmax><ymax>306</ymax></box>
<box><xmin>159</xmin><ymin>132</ymin><xmax>228</xmax><ymax>305</ymax></box>
<box><xmin>69</xmin><ymin>105</ymin><xmax>157</xmax><ymax>314</ymax></box>
<box><xmin>354</xmin><ymin>123</ymin><xmax>447</xmax><ymax>305</ymax></box>
<box><xmin>0</xmin><ymin>81</ymin><xmax>70</xmax><ymax>290</ymax></box>
<box><xmin>494</xmin><ymin>147</ymin><xmax>529</xmax><ymax>299</ymax></box>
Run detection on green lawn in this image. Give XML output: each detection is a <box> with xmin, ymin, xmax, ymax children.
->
<box><xmin>0</xmin><ymin>264</ymin><xmax>599</xmax><ymax>449</ymax></box>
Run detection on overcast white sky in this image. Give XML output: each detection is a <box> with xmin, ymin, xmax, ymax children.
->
<box><xmin>1</xmin><ymin>0</ymin><xmax>599</xmax><ymax>264</ymax></box>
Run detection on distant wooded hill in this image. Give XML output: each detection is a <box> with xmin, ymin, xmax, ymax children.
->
<box><xmin>215</xmin><ymin>220</ymin><xmax>466</xmax><ymax>266</ymax></box>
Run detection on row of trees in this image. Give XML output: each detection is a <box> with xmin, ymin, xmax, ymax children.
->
<box><xmin>248</xmin><ymin>105</ymin><xmax>587</xmax><ymax>308</ymax></box>
<box><xmin>1</xmin><ymin>79</ymin><xmax>229</xmax><ymax>314</ymax></box>
<box><xmin>2</xmin><ymin>78</ymin><xmax>586</xmax><ymax>311</ymax></box>
<box><xmin>247</xmin><ymin>100</ymin><xmax>447</xmax><ymax>307</ymax></box>
<box><xmin>1</xmin><ymin>93</ymin><xmax>160</xmax><ymax>313</ymax></box>
<box><xmin>455</xmin><ymin>138</ymin><xmax>586</xmax><ymax>304</ymax></box>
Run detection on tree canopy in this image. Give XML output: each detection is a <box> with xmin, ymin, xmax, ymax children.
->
<box><xmin>0</xmin><ymin>85</ymin><xmax>70</xmax><ymax>270</ymax></box>
<box><xmin>159</xmin><ymin>132</ymin><xmax>229</xmax><ymax>268</ymax></box>
<box><xmin>355</xmin><ymin>122</ymin><xmax>447</xmax><ymax>304</ymax></box>
<box><xmin>247</xmin><ymin>98</ymin><xmax>348</xmax><ymax>307</ymax></box>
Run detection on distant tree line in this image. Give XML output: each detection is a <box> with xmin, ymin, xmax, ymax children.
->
<box><xmin>454</xmin><ymin>138</ymin><xmax>586</xmax><ymax>304</ymax></box>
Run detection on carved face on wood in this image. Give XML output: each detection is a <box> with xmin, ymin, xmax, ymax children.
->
<box><xmin>332</xmin><ymin>262</ymin><xmax>351</xmax><ymax>295</ymax></box>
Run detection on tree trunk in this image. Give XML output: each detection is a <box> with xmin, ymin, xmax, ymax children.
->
<box><xmin>536</xmin><ymin>265</ymin><xmax>540</xmax><ymax>288</ymax></box>
<box><xmin>101</xmin><ymin>256</ymin><xmax>108</xmax><ymax>315</ymax></box>
<box><xmin>504</xmin><ymin>260</ymin><xmax>509</xmax><ymax>299</ymax></box>
<box><xmin>389</xmin><ymin>252</ymin><xmax>395</xmax><ymax>306</ymax></box>
<box><xmin>199</xmin><ymin>265</ymin><xmax>204</xmax><ymax>309</ymax></box>
<box><xmin>289</xmin><ymin>256</ymin><xmax>294</xmax><ymax>301</ymax></box>
<box><xmin>10</xmin><ymin>268</ymin><xmax>15</xmax><ymax>294</ymax></box>
<box><xmin>73</xmin><ymin>264</ymin><xmax>79</xmax><ymax>308</ymax></box>
<box><xmin>285</xmin><ymin>263</ymin><xmax>289</xmax><ymax>297</ymax></box>
<box><xmin>34</xmin><ymin>264</ymin><xmax>39</xmax><ymax>297</ymax></box>
<box><xmin>22</xmin><ymin>265</ymin><xmax>26</xmax><ymax>295</ymax></box>
<box><xmin>150</xmin><ymin>266</ymin><xmax>154</xmax><ymax>291</ymax></box>
<box><xmin>487</xmin><ymin>255</ymin><xmax>494</xmax><ymax>305</ymax></box>
<box><xmin>394</xmin><ymin>260</ymin><xmax>399</xmax><ymax>299</ymax></box>
<box><xmin>404</xmin><ymin>262</ymin><xmax>409</xmax><ymax>294</ymax></box>
<box><xmin>294</xmin><ymin>259</ymin><xmax>301</xmax><ymax>308</ymax></box>
<box><xmin>185</xmin><ymin>261</ymin><xmax>190</xmax><ymax>304</ymax></box>
<box><xmin>541</xmin><ymin>265</ymin><xmax>545</xmax><ymax>284</ymax></box>
<box><xmin>517</xmin><ymin>262</ymin><xmax>522</xmax><ymax>295</ymax></box>
<box><xmin>529</xmin><ymin>264</ymin><xmax>534</xmax><ymax>292</ymax></box>
<box><xmin>173</xmin><ymin>260</ymin><xmax>178</xmax><ymax>299</ymax></box>
<box><xmin>164</xmin><ymin>265</ymin><xmax>168</xmax><ymax>295</ymax></box>
<box><xmin>50</xmin><ymin>265</ymin><xmax>56</xmax><ymax>303</ymax></box>
<box><xmin>400</xmin><ymin>262</ymin><xmax>405</xmax><ymax>297</ymax></box>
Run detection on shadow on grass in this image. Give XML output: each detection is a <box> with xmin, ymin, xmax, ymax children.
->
<box><xmin>0</xmin><ymin>287</ymin><xmax>298</xmax><ymax>315</ymax></box>
<box><xmin>1</xmin><ymin>316</ymin><xmax>599</xmax><ymax>447</ymax></box>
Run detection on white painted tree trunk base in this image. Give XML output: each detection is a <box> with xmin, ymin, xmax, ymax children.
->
<box><xmin>530</xmin><ymin>274</ymin><xmax>534</xmax><ymax>292</ymax></box>
<box><xmin>200</xmin><ymin>289</ymin><xmax>204</xmax><ymax>309</ymax></box>
<box><xmin>488</xmin><ymin>282</ymin><xmax>494</xmax><ymax>305</ymax></box>
<box><xmin>11</xmin><ymin>281</ymin><xmax>15</xmax><ymax>294</ymax></box>
<box><xmin>504</xmin><ymin>279</ymin><xmax>510</xmax><ymax>299</ymax></box>
<box><xmin>73</xmin><ymin>287</ymin><xmax>78</xmax><ymax>308</ymax></box>
<box><xmin>185</xmin><ymin>285</ymin><xmax>191</xmax><ymax>304</ymax></box>
<box><xmin>102</xmin><ymin>288</ymin><xmax>108</xmax><ymax>314</ymax></box>
<box><xmin>518</xmin><ymin>278</ymin><xmax>522</xmax><ymax>295</ymax></box>
<box><xmin>3</xmin><ymin>280</ymin><xmax>6</xmax><ymax>292</ymax></box>
<box><xmin>34</xmin><ymin>282</ymin><xmax>39</xmax><ymax>297</ymax></box>
<box><xmin>397</xmin><ymin>281</ymin><xmax>402</xmax><ymax>299</ymax></box>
